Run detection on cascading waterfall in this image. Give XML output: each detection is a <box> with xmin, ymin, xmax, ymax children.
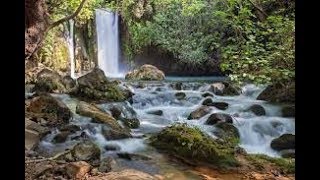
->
<box><xmin>95</xmin><ymin>9</ymin><xmax>121</xmax><ymax>77</ymax></box>
<box><xmin>65</xmin><ymin>19</ymin><xmax>75</xmax><ymax>79</ymax></box>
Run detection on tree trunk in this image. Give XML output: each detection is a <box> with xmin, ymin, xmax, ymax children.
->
<box><xmin>25</xmin><ymin>0</ymin><xmax>49</xmax><ymax>60</ymax></box>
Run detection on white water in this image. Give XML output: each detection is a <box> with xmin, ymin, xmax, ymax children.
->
<box><xmin>65</xmin><ymin>19</ymin><xmax>75</xmax><ymax>79</ymax></box>
<box><xmin>95</xmin><ymin>9</ymin><xmax>123</xmax><ymax>78</ymax></box>
<box><xmin>38</xmin><ymin>80</ymin><xmax>294</xmax><ymax>160</ymax></box>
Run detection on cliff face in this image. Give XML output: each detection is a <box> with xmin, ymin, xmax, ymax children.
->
<box><xmin>130</xmin><ymin>46</ymin><xmax>223</xmax><ymax>76</ymax></box>
<box><xmin>25</xmin><ymin>0</ymin><xmax>49</xmax><ymax>59</ymax></box>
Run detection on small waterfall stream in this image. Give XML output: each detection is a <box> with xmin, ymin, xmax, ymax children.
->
<box><xmin>95</xmin><ymin>9</ymin><xmax>122</xmax><ymax>77</ymax></box>
<box><xmin>65</xmin><ymin>19</ymin><xmax>75</xmax><ymax>79</ymax></box>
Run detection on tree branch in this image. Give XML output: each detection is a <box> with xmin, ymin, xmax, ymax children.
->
<box><xmin>248</xmin><ymin>0</ymin><xmax>267</xmax><ymax>19</ymax></box>
<box><xmin>26</xmin><ymin>0</ymin><xmax>87</xmax><ymax>60</ymax></box>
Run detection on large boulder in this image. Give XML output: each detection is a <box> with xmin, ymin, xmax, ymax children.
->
<box><xmin>76</xmin><ymin>101</ymin><xmax>125</xmax><ymax>132</ymax></box>
<box><xmin>33</xmin><ymin>68</ymin><xmax>70</xmax><ymax>93</ymax></box>
<box><xmin>26</xmin><ymin>93</ymin><xmax>72</xmax><ymax>127</ymax></box>
<box><xmin>205</xmin><ymin>113</ymin><xmax>233</xmax><ymax>125</ymax></box>
<box><xmin>257</xmin><ymin>81</ymin><xmax>295</xmax><ymax>103</ymax></box>
<box><xmin>187</xmin><ymin>106</ymin><xmax>211</xmax><ymax>120</ymax></box>
<box><xmin>208</xmin><ymin>82</ymin><xmax>240</xmax><ymax>96</ymax></box>
<box><xmin>214</xmin><ymin>122</ymin><xmax>240</xmax><ymax>146</ymax></box>
<box><xmin>247</xmin><ymin>104</ymin><xmax>266</xmax><ymax>116</ymax></box>
<box><xmin>149</xmin><ymin>123</ymin><xmax>238</xmax><ymax>167</ymax></box>
<box><xmin>125</xmin><ymin>64</ymin><xmax>165</xmax><ymax>81</ymax></box>
<box><xmin>282</xmin><ymin>104</ymin><xmax>295</xmax><ymax>117</ymax></box>
<box><xmin>71</xmin><ymin>68</ymin><xmax>131</xmax><ymax>103</ymax></box>
<box><xmin>71</xmin><ymin>140</ymin><xmax>101</xmax><ymax>162</ymax></box>
<box><xmin>271</xmin><ymin>134</ymin><xmax>295</xmax><ymax>151</ymax></box>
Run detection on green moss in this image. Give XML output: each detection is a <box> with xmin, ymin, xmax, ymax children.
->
<box><xmin>246</xmin><ymin>154</ymin><xmax>295</xmax><ymax>174</ymax></box>
<box><xmin>149</xmin><ymin>123</ymin><xmax>239</xmax><ymax>168</ymax></box>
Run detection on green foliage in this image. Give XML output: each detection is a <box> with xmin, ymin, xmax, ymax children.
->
<box><xmin>37</xmin><ymin>28</ymin><xmax>69</xmax><ymax>72</ymax></box>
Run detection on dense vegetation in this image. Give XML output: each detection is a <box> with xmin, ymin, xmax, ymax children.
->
<box><xmin>34</xmin><ymin>0</ymin><xmax>294</xmax><ymax>84</ymax></box>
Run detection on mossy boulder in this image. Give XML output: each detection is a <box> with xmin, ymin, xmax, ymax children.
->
<box><xmin>149</xmin><ymin>124</ymin><xmax>238</xmax><ymax>167</ymax></box>
<box><xmin>257</xmin><ymin>81</ymin><xmax>295</xmax><ymax>103</ymax></box>
<box><xmin>71</xmin><ymin>68</ymin><xmax>130</xmax><ymax>103</ymax></box>
<box><xmin>247</xmin><ymin>104</ymin><xmax>266</xmax><ymax>116</ymax></box>
<box><xmin>26</xmin><ymin>93</ymin><xmax>72</xmax><ymax>127</ymax></box>
<box><xmin>187</xmin><ymin>106</ymin><xmax>211</xmax><ymax>120</ymax></box>
<box><xmin>33</xmin><ymin>68</ymin><xmax>68</xmax><ymax>93</ymax></box>
<box><xmin>271</xmin><ymin>134</ymin><xmax>295</xmax><ymax>151</ymax></box>
<box><xmin>282</xmin><ymin>104</ymin><xmax>295</xmax><ymax>117</ymax></box>
<box><xmin>71</xmin><ymin>140</ymin><xmax>101</xmax><ymax>162</ymax></box>
<box><xmin>125</xmin><ymin>64</ymin><xmax>165</xmax><ymax>81</ymax></box>
<box><xmin>214</xmin><ymin>122</ymin><xmax>240</xmax><ymax>146</ymax></box>
<box><xmin>205</xmin><ymin>113</ymin><xmax>233</xmax><ymax>125</ymax></box>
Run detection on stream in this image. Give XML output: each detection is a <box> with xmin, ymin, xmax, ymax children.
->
<box><xmin>35</xmin><ymin>77</ymin><xmax>295</xmax><ymax>179</ymax></box>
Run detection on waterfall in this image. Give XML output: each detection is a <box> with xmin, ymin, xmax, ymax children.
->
<box><xmin>95</xmin><ymin>9</ymin><xmax>121</xmax><ymax>77</ymax></box>
<box><xmin>65</xmin><ymin>19</ymin><xmax>75</xmax><ymax>79</ymax></box>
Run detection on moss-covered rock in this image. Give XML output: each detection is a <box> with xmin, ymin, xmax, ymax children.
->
<box><xmin>257</xmin><ymin>81</ymin><xmax>295</xmax><ymax>103</ymax></box>
<box><xmin>188</xmin><ymin>106</ymin><xmax>211</xmax><ymax>120</ymax></box>
<box><xmin>214</xmin><ymin>122</ymin><xmax>240</xmax><ymax>147</ymax></box>
<box><xmin>71</xmin><ymin>140</ymin><xmax>101</xmax><ymax>162</ymax></box>
<box><xmin>271</xmin><ymin>134</ymin><xmax>295</xmax><ymax>151</ymax></box>
<box><xmin>149</xmin><ymin>123</ymin><xmax>239</xmax><ymax>167</ymax></box>
<box><xmin>125</xmin><ymin>64</ymin><xmax>165</xmax><ymax>81</ymax></box>
<box><xmin>71</xmin><ymin>68</ymin><xmax>130</xmax><ymax>103</ymax></box>
<box><xmin>26</xmin><ymin>93</ymin><xmax>72</xmax><ymax>127</ymax></box>
<box><xmin>33</xmin><ymin>68</ymin><xmax>68</xmax><ymax>93</ymax></box>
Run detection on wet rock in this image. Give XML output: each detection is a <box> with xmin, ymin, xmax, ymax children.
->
<box><xmin>122</xmin><ymin>118</ymin><xmax>140</xmax><ymax>129</ymax></box>
<box><xmin>149</xmin><ymin>123</ymin><xmax>238</xmax><ymax>167</ymax></box>
<box><xmin>66</xmin><ymin>161</ymin><xmax>91</xmax><ymax>179</ymax></box>
<box><xmin>205</xmin><ymin>113</ymin><xmax>233</xmax><ymax>125</ymax></box>
<box><xmin>59</xmin><ymin>124</ymin><xmax>81</xmax><ymax>133</ymax></box>
<box><xmin>188</xmin><ymin>106</ymin><xmax>211</xmax><ymax>120</ymax></box>
<box><xmin>282</xmin><ymin>104</ymin><xmax>295</xmax><ymax>117</ymax></box>
<box><xmin>71</xmin><ymin>140</ymin><xmax>101</xmax><ymax>162</ymax></box>
<box><xmin>173</xmin><ymin>82</ymin><xmax>183</xmax><ymax>90</ymax></box>
<box><xmin>257</xmin><ymin>81</ymin><xmax>295</xmax><ymax>103</ymax></box>
<box><xmin>71</xmin><ymin>68</ymin><xmax>130</xmax><ymax>103</ymax></box>
<box><xmin>104</xmin><ymin>144</ymin><xmax>121</xmax><ymax>151</ymax></box>
<box><xmin>202</xmin><ymin>98</ymin><xmax>214</xmax><ymax>106</ymax></box>
<box><xmin>62</xmin><ymin>75</ymin><xmax>76</xmax><ymax>91</ymax></box>
<box><xmin>117</xmin><ymin>152</ymin><xmax>152</xmax><ymax>161</ymax></box>
<box><xmin>214</xmin><ymin>122</ymin><xmax>240</xmax><ymax>144</ymax></box>
<box><xmin>209</xmin><ymin>82</ymin><xmax>240</xmax><ymax>96</ymax></box>
<box><xmin>52</xmin><ymin>131</ymin><xmax>71</xmax><ymax>143</ymax></box>
<box><xmin>102</xmin><ymin>126</ymin><xmax>132</xmax><ymax>140</ymax></box>
<box><xmin>86</xmin><ymin>169</ymin><xmax>158</xmax><ymax>180</ymax></box>
<box><xmin>98</xmin><ymin>157</ymin><xmax>117</xmax><ymax>173</ymax></box>
<box><xmin>271</xmin><ymin>134</ymin><xmax>295</xmax><ymax>151</ymax></box>
<box><xmin>175</xmin><ymin>92</ymin><xmax>186</xmax><ymax>100</ymax></box>
<box><xmin>280</xmin><ymin>149</ymin><xmax>295</xmax><ymax>158</ymax></box>
<box><xmin>202</xmin><ymin>92</ymin><xmax>214</xmax><ymax>98</ymax></box>
<box><xmin>125</xmin><ymin>64</ymin><xmax>165</xmax><ymax>81</ymax></box>
<box><xmin>26</xmin><ymin>94</ymin><xmax>72</xmax><ymax>127</ymax></box>
<box><xmin>76</xmin><ymin>101</ymin><xmax>124</xmax><ymax>131</ymax></box>
<box><xmin>247</xmin><ymin>104</ymin><xmax>266</xmax><ymax>116</ymax></box>
<box><xmin>110</xmin><ymin>106</ymin><xmax>122</xmax><ymax>119</ymax></box>
<box><xmin>25</xmin><ymin>129</ymin><xmax>40</xmax><ymax>151</ymax></box>
<box><xmin>146</xmin><ymin>110</ymin><xmax>163</xmax><ymax>116</ymax></box>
